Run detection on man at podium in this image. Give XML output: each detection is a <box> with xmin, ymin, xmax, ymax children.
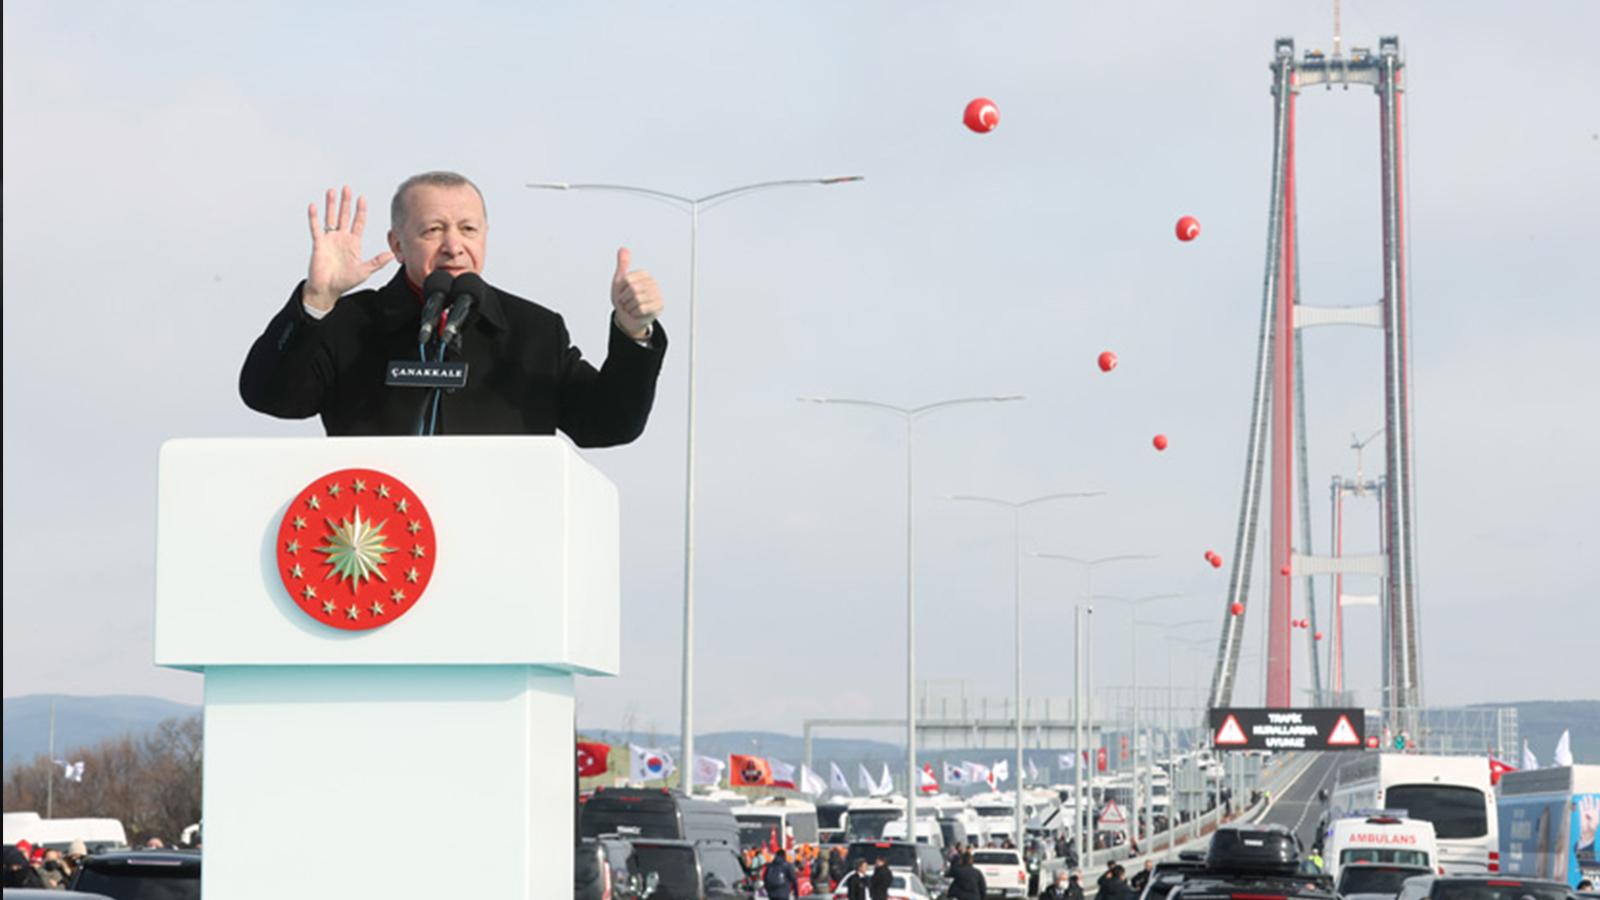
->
<box><xmin>239</xmin><ymin>172</ymin><xmax>667</xmax><ymax>444</ymax></box>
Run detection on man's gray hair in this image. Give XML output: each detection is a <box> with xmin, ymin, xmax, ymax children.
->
<box><xmin>390</xmin><ymin>171</ymin><xmax>486</xmax><ymax>230</ymax></box>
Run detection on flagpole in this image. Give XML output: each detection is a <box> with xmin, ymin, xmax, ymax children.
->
<box><xmin>47</xmin><ymin>699</ymin><xmax>56</xmax><ymax>819</ymax></box>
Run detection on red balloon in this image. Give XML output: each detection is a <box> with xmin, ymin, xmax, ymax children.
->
<box><xmin>1175</xmin><ymin>215</ymin><xmax>1201</xmax><ymax>242</ymax></box>
<box><xmin>1204</xmin><ymin>550</ymin><xmax>1222</xmax><ymax>568</ymax></box>
<box><xmin>963</xmin><ymin>97</ymin><xmax>1000</xmax><ymax>134</ymax></box>
<box><xmin>1152</xmin><ymin>434</ymin><xmax>1169</xmax><ymax>451</ymax></box>
<box><xmin>1098</xmin><ymin>351</ymin><xmax>1118</xmax><ymax>373</ymax></box>
<box><xmin>1230</xmin><ymin>602</ymin><xmax>1245</xmax><ymax>616</ymax></box>
<box><xmin>1279</xmin><ymin>565</ymin><xmax>1291</xmax><ymax>576</ymax></box>
<box><xmin>1315</xmin><ymin>631</ymin><xmax>1324</xmax><ymax>641</ymax></box>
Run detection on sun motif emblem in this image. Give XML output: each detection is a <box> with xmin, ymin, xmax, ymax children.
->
<box><xmin>276</xmin><ymin>468</ymin><xmax>434</xmax><ymax>631</ymax></box>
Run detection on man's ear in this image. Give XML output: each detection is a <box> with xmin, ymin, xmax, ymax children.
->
<box><xmin>387</xmin><ymin>230</ymin><xmax>402</xmax><ymax>261</ymax></box>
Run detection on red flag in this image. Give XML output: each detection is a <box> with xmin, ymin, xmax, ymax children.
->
<box><xmin>730</xmin><ymin>754</ymin><xmax>774</xmax><ymax>787</ymax></box>
<box><xmin>768</xmin><ymin>827</ymin><xmax>780</xmax><ymax>854</ymax></box>
<box><xmin>577</xmin><ymin>741</ymin><xmax>611</xmax><ymax>778</ymax></box>
<box><xmin>1097</xmin><ymin>747</ymin><xmax>1108</xmax><ymax>772</ymax></box>
<box><xmin>1488</xmin><ymin>755</ymin><xmax>1517</xmax><ymax>786</ymax></box>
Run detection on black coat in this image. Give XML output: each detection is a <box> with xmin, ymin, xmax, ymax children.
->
<box><xmin>1102</xmin><ymin>876</ymin><xmax>1137</xmax><ymax>900</ymax></box>
<box><xmin>868</xmin><ymin>864</ymin><xmax>895</xmax><ymax>900</ymax></box>
<box><xmin>240</xmin><ymin>271</ymin><xmax>667</xmax><ymax>443</ymax></box>
<box><xmin>947</xmin><ymin>863</ymin><xmax>988</xmax><ymax>900</ymax></box>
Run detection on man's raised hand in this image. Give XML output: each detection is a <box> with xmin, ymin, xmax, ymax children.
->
<box><xmin>303</xmin><ymin>186</ymin><xmax>395</xmax><ymax>313</ymax></box>
<box><xmin>610</xmin><ymin>247</ymin><xmax>664</xmax><ymax>340</ymax></box>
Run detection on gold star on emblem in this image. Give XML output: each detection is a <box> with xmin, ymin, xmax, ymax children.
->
<box><xmin>306</xmin><ymin>495</ymin><xmax>321</xmax><ymax>511</ymax></box>
<box><xmin>405</xmin><ymin>567</ymin><xmax>420</xmax><ymax>583</ymax></box>
<box><xmin>327</xmin><ymin>482</ymin><xmax>342</xmax><ymax>497</ymax></box>
<box><xmin>316</xmin><ymin>506</ymin><xmax>394</xmax><ymax>591</ymax></box>
<box><xmin>292</xmin><ymin>515</ymin><xmax>307</xmax><ymax>530</ymax></box>
<box><xmin>346</xmin><ymin>604</ymin><xmax>360</xmax><ymax>620</ymax></box>
<box><xmin>322</xmin><ymin>600</ymin><xmax>336</xmax><ymax>614</ymax></box>
<box><xmin>391</xmin><ymin>589</ymin><xmax>406</xmax><ymax>603</ymax></box>
<box><xmin>395</xmin><ymin>498</ymin><xmax>409</xmax><ymax>514</ymax></box>
<box><xmin>369</xmin><ymin>601</ymin><xmax>385</xmax><ymax>616</ymax></box>
<box><xmin>352</xmin><ymin>478</ymin><xmax>367</xmax><ymax>493</ymax></box>
<box><xmin>407</xmin><ymin>520</ymin><xmax>423</xmax><ymax>535</ymax></box>
<box><xmin>377</xmin><ymin>484</ymin><xmax>391</xmax><ymax>499</ymax></box>
<box><xmin>289</xmin><ymin>563</ymin><xmax>304</xmax><ymax>579</ymax></box>
<box><xmin>285</xmin><ymin>539</ymin><xmax>301</xmax><ymax>554</ymax></box>
<box><xmin>411</xmin><ymin>544</ymin><xmax>427</xmax><ymax>558</ymax></box>
<box><xmin>301</xmin><ymin>585</ymin><xmax>317</xmax><ymax>600</ymax></box>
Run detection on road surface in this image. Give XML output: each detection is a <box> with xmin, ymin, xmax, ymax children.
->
<box><xmin>1259</xmin><ymin>752</ymin><xmax>1342</xmax><ymax>849</ymax></box>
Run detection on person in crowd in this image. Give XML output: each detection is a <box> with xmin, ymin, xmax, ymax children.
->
<box><xmin>1305</xmin><ymin>848</ymin><xmax>1324</xmax><ymax>872</ymax></box>
<box><xmin>145</xmin><ymin>837</ymin><xmax>166</xmax><ymax>849</ymax></box>
<box><xmin>847</xmin><ymin>858</ymin><xmax>871</xmax><ymax>900</ymax></box>
<box><xmin>868</xmin><ymin>852</ymin><xmax>895</xmax><ymax>900</ymax></box>
<box><xmin>1102</xmin><ymin>864</ymin><xmax>1137</xmax><ymax>900</ymax></box>
<box><xmin>1067</xmin><ymin>870</ymin><xmax>1087</xmax><ymax>900</ymax></box>
<box><xmin>239</xmin><ymin>175</ymin><xmax>667</xmax><ymax>441</ymax></box>
<box><xmin>1098</xmin><ymin>861</ymin><xmax>1117</xmax><ymax>891</ymax></box>
<box><xmin>1041</xmin><ymin>870</ymin><xmax>1077</xmax><ymax>900</ymax></box>
<box><xmin>762</xmin><ymin>847</ymin><xmax>799</xmax><ymax>900</ymax></box>
<box><xmin>36</xmin><ymin>848</ymin><xmax>70</xmax><ymax>889</ymax></box>
<box><xmin>3</xmin><ymin>845</ymin><xmax>44</xmax><ymax>888</ymax></box>
<box><xmin>946</xmin><ymin>848</ymin><xmax>988</xmax><ymax>900</ymax></box>
<box><xmin>1575</xmin><ymin>879</ymin><xmax>1592</xmax><ymax>891</ymax></box>
<box><xmin>1132</xmin><ymin>859</ymin><xmax>1155</xmax><ymax>892</ymax></box>
<box><xmin>829</xmin><ymin>846</ymin><xmax>850</xmax><ymax>889</ymax></box>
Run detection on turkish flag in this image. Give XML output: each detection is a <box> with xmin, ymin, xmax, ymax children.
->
<box><xmin>1097</xmin><ymin>747</ymin><xmax>1108</xmax><ymax>772</ymax></box>
<box><xmin>577</xmin><ymin>741</ymin><xmax>611</xmax><ymax>778</ymax></box>
<box><xmin>1488</xmin><ymin>755</ymin><xmax>1517</xmax><ymax>786</ymax></box>
<box><xmin>730</xmin><ymin>753</ymin><xmax>774</xmax><ymax>787</ymax></box>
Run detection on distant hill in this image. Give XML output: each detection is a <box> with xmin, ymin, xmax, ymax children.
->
<box><xmin>1469</xmin><ymin>699</ymin><xmax>1599</xmax><ymax>765</ymax></box>
<box><xmin>3</xmin><ymin>694</ymin><xmax>200</xmax><ymax>767</ymax></box>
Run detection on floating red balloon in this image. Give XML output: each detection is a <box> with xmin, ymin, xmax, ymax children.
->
<box><xmin>1098</xmin><ymin>351</ymin><xmax>1118</xmax><ymax>373</ymax></box>
<box><xmin>1230</xmin><ymin>602</ymin><xmax>1245</xmax><ymax>616</ymax></box>
<box><xmin>1152</xmin><ymin>434</ymin><xmax>1169</xmax><ymax>451</ymax></box>
<box><xmin>1315</xmin><ymin>631</ymin><xmax>1324</xmax><ymax>641</ymax></box>
<box><xmin>963</xmin><ymin>98</ymin><xmax>1000</xmax><ymax>134</ymax></box>
<box><xmin>1205</xmin><ymin>550</ymin><xmax>1222</xmax><ymax>568</ymax></box>
<box><xmin>1175</xmin><ymin>215</ymin><xmax>1201</xmax><ymax>242</ymax></box>
<box><xmin>1279</xmin><ymin>565</ymin><xmax>1291</xmax><ymax>576</ymax></box>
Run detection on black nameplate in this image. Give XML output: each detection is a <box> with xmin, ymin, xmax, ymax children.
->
<box><xmin>386</xmin><ymin>361</ymin><xmax>469</xmax><ymax>389</ymax></box>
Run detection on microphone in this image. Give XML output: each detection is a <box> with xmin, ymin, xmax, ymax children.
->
<box><xmin>440</xmin><ymin>272</ymin><xmax>485</xmax><ymax>350</ymax></box>
<box><xmin>416</xmin><ymin>269</ymin><xmax>456</xmax><ymax>346</ymax></box>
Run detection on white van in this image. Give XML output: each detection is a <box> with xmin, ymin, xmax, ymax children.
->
<box><xmin>1326</xmin><ymin>754</ymin><xmax>1499</xmax><ymax>874</ymax></box>
<box><xmin>0</xmin><ymin>816</ymin><xmax>129</xmax><ymax>854</ymax></box>
<box><xmin>1324</xmin><ymin>814</ymin><xmax>1440</xmax><ymax>880</ymax></box>
<box><xmin>731</xmin><ymin>797</ymin><xmax>820</xmax><ymax>849</ymax></box>
<box><xmin>882</xmin><ymin>817</ymin><xmax>946</xmax><ymax>848</ymax></box>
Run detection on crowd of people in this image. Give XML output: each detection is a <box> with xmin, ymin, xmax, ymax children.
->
<box><xmin>2</xmin><ymin>836</ymin><xmax>181</xmax><ymax>890</ymax></box>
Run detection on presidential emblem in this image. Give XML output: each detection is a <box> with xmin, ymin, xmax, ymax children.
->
<box><xmin>275</xmin><ymin>468</ymin><xmax>435</xmax><ymax>631</ymax></box>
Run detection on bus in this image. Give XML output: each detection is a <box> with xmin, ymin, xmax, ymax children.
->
<box><xmin>730</xmin><ymin>797</ymin><xmax>819</xmax><ymax>850</ymax></box>
<box><xmin>1497</xmin><ymin>764</ymin><xmax>1600</xmax><ymax>888</ymax></box>
<box><xmin>1326</xmin><ymin>754</ymin><xmax>1498</xmax><ymax>874</ymax></box>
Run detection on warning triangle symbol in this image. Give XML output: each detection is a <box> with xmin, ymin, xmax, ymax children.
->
<box><xmin>1216</xmin><ymin>714</ymin><xmax>1248</xmax><ymax>746</ymax></box>
<box><xmin>1327</xmin><ymin>714</ymin><xmax>1360</xmax><ymax>746</ymax></box>
<box><xmin>1100</xmin><ymin>800</ymin><xmax>1127</xmax><ymax>825</ymax></box>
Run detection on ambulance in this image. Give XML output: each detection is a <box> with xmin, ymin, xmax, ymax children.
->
<box><xmin>1323</xmin><ymin>813</ymin><xmax>1440</xmax><ymax>881</ymax></box>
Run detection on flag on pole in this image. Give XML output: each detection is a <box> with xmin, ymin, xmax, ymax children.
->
<box><xmin>629</xmin><ymin>744</ymin><xmax>676</xmax><ymax>783</ymax></box>
<box><xmin>1026</xmin><ymin>757</ymin><xmax>1040</xmax><ymax>784</ymax></box>
<box><xmin>874</xmin><ymin>763</ymin><xmax>894</xmax><ymax>797</ymax></box>
<box><xmin>799</xmin><ymin>764</ymin><xmax>827</xmax><ymax>797</ymax></box>
<box><xmin>944</xmin><ymin>761</ymin><xmax>969</xmax><ymax>785</ymax></box>
<box><xmin>729</xmin><ymin>754</ymin><xmax>774</xmax><ymax>787</ymax></box>
<box><xmin>967</xmin><ymin>761</ymin><xmax>993</xmax><ymax>789</ymax></box>
<box><xmin>993</xmin><ymin>760</ymin><xmax>1010</xmax><ymax>784</ymax></box>
<box><xmin>1523</xmin><ymin>740</ymin><xmax>1539</xmax><ymax>771</ymax></box>
<box><xmin>858</xmin><ymin>763</ymin><xmax>877</xmax><ymax>795</ymax></box>
<box><xmin>54</xmin><ymin>760</ymin><xmax>85</xmax><ymax>783</ymax></box>
<box><xmin>919</xmin><ymin>763</ymin><xmax>939</xmax><ymax>794</ymax></box>
<box><xmin>1553</xmin><ymin>730</ymin><xmax>1574</xmax><ymax>767</ymax></box>
<box><xmin>771</xmin><ymin>758</ymin><xmax>798</xmax><ymax>790</ymax></box>
<box><xmin>1058</xmin><ymin>753</ymin><xmax>1076</xmax><ymax>771</ymax></box>
<box><xmin>577</xmin><ymin>741</ymin><xmax>611</xmax><ymax>778</ymax></box>
<box><xmin>1488</xmin><ymin>755</ymin><xmax>1517</xmax><ymax>786</ymax></box>
<box><xmin>694</xmin><ymin>755</ymin><xmax>726</xmax><ymax>787</ymax></box>
<box><xmin>829</xmin><ymin>761</ymin><xmax>852</xmax><ymax>796</ymax></box>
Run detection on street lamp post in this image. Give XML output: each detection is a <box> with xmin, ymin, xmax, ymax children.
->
<box><xmin>1166</xmin><ymin>634</ymin><xmax>1213</xmax><ymax>847</ymax></box>
<box><xmin>952</xmin><ymin>492</ymin><xmax>1105</xmax><ymax>850</ymax></box>
<box><xmin>804</xmin><ymin>396</ymin><xmax>1023</xmax><ymax>835</ymax></box>
<box><xmin>1094</xmin><ymin>593</ymin><xmax>1183</xmax><ymax>851</ymax></box>
<box><xmin>1033</xmin><ymin>552</ymin><xmax>1156</xmax><ymax>869</ymax></box>
<box><xmin>1137</xmin><ymin>618</ymin><xmax>1206</xmax><ymax>851</ymax></box>
<box><xmin>529</xmin><ymin>176</ymin><xmax>864</xmax><ymax>793</ymax></box>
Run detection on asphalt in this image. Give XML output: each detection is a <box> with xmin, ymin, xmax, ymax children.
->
<box><xmin>1257</xmin><ymin>752</ymin><xmax>1343</xmax><ymax>849</ymax></box>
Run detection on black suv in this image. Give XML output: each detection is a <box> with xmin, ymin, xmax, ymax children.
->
<box><xmin>576</xmin><ymin>836</ymin><xmax>749</xmax><ymax>900</ymax></box>
<box><xmin>1167</xmin><ymin>825</ymin><xmax>1334</xmax><ymax>900</ymax></box>
<box><xmin>68</xmin><ymin>849</ymin><xmax>201</xmax><ymax>900</ymax></box>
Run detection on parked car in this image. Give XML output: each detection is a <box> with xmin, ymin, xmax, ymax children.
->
<box><xmin>1135</xmin><ymin>859</ymin><xmax>1208</xmax><ymax>900</ymax></box>
<box><xmin>845</xmin><ymin>840</ymin><xmax>950</xmax><ymax>899</ymax></box>
<box><xmin>576</xmin><ymin>835</ymin><xmax>659</xmax><ymax>900</ymax></box>
<box><xmin>67</xmin><ymin>849</ymin><xmax>200</xmax><ymax>900</ymax></box>
<box><xmin>830</xmin><ymin>868</ymin><xmax>933</xmax><ymax>900</ymax></box>
<box><xmin>969</xmin><ymin>848</ymin><xmax>1028</xmax><ymax>899</ymax></box>
<box><xmin>627</xmin><ymin>838</ymin><xmax>747</xmax><ymax>900</ymax></box>
<box><xmin>1395</xmin><ymin>875</ymin><xmax>1578</xmax><ymax>900</ymax></box>
<box><xmin>1335</xmin><ymin>864</ymin><xmax>1435</xmax><ymax>900</ymax></box>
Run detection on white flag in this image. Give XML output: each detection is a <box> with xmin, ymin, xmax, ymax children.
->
<box><xmin>629</xmin><ymin>744</ymin><xmax>676</xmax><ymax>783</ymax></box>
<box><xmin>1058</xmin><ymin>752</ymin><xmax>1076</xmax><ymax>771</ymax></box>
<box><xmin>1553</xmin><ymin>730</ymin><xmax>1574</xmax><ymax>767</ymax></box>
<box><xmin>830</xmin><ymin>761</ymin><xmax>853</xmax><ymax>796</ymax></box>
<box><xmin>858</xmin><ymin>763</ymin><xmax>877</xmax><ymax>795</ymax></box>
<box><xmin>68</xmin><ymin>761</ymin><xmax>84</xmax><ymax>783</ymax></box>
<box><xmin>694</xmin><ymin>755</ymin><xmax>726</xmax><ymax>787</ymax></box>
<box><xmin>993</xmin><ymin>759</ymin><xmax>1010</xmax><ymax>784</ymax></box>
<box><xmin>771</xmin><ymin>758</ymin><xmax>798</xmax><ymax>789</ymax></box>
<box><xmin>944</xmin><ymin>761</ymin><xmax>968</xmax><ymax>784</ymax></box>
<box><xmin>875</xmin><ymin>763</ymin><xmax>894</xmax><ymax>797</ymax></box>
<box><xmin>800</xmin><ymin>764</ymin><xmax>827</xmax><ymax>797</ymax></box>
<box><xmin>1026</xmin><ymin>758</ymin><xmax>1040</xmax><ymax>784</ymax></box>
<box><xmin>968</xmin><ymin>761</ymin><xmax>993</xmax><ymax>789</ymax></box>
<box><xmin>1522</xmin><ymin>740</ymin><xmax>1539</xmax><ymax>771</ymax></box>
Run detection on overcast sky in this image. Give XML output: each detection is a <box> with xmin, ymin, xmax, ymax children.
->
<box><xmin>4</xmin><ymin>1</ymin><xmax>1596</xmax><ymax>740</ymax></box>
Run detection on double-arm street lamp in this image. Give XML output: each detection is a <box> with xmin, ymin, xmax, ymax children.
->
<box><xmin>804</xmin><ymin>396</ymin><xmax>1023</xmax><ymax>831</ymax></box>
<box><xmin>1093</xmin><ymin>592</ymin><xmax>1183</xmax><ymax>848</ymax></box>
<box><xmin>952</xmin><ymin>492</ymin><xmax>1105</xmax><ymax>847</ymax></box>
<box><xmin>529</xmin><ymin>176</ymin><xmax>864</xmax><ymax>792</ymax></box>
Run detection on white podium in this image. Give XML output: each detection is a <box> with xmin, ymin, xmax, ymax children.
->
<box><xmin>154</xmin><ymin>437</ymin><xmax>620</xmax><ymax>899</ymax></box>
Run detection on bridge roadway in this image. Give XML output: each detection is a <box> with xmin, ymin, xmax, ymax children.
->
<box><xmin>1255</xmin><ymin>751</ymin><xmax>1342</xmax><ymax>849</ymax></box>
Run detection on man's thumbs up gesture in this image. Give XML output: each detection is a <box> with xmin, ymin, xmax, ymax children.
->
<box><xmin>610</xmin><ymin>247</ymin><xmax>664</xmax><ymax>340</ymax></box>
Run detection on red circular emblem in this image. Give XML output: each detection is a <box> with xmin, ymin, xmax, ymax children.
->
<box><xmin>276</xmin><ymin>468</ymin><xmax>435</xmax><ymax>630</ymax></box>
